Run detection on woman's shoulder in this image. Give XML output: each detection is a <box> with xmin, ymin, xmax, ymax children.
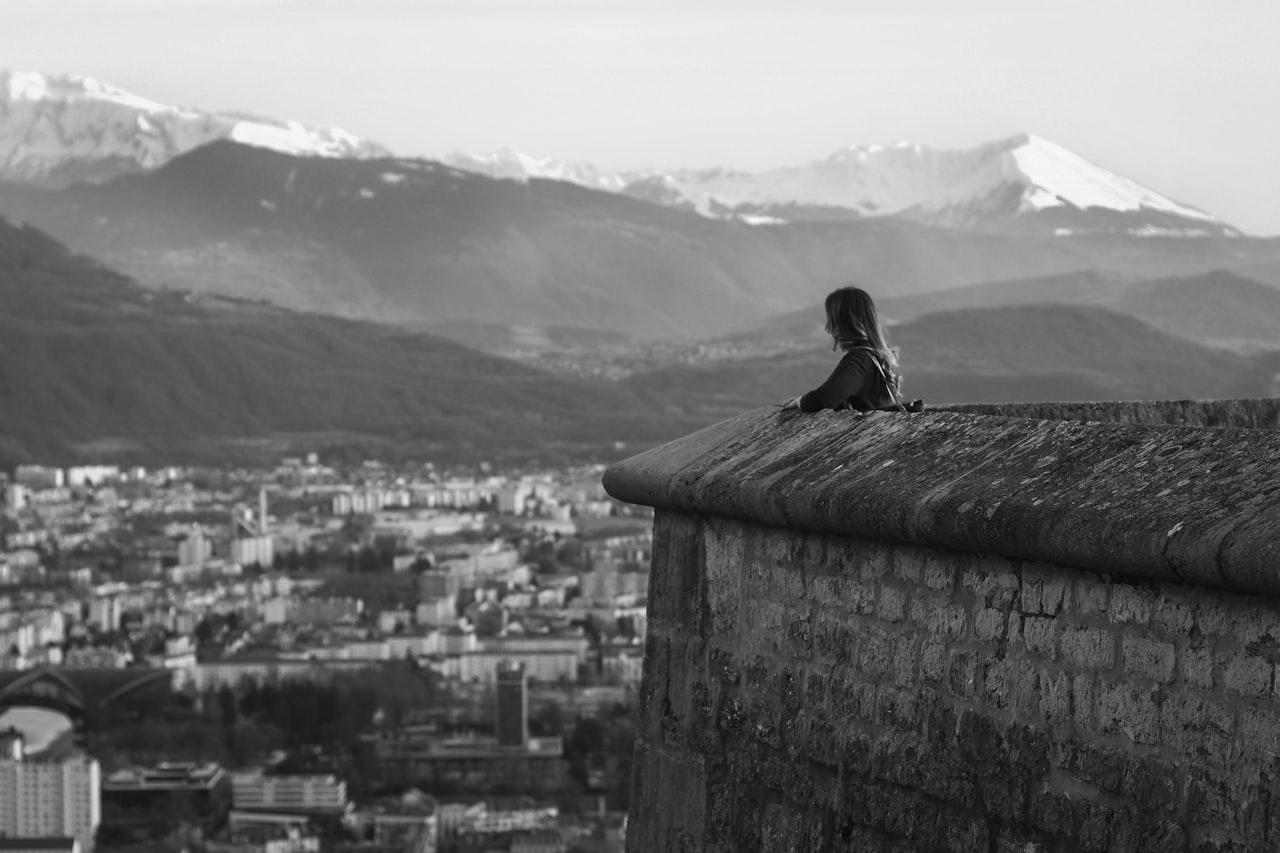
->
<box><xmin>839</xmin><ymin>346</ymin><xmax>882</xmax><ymax>366</ymax></box>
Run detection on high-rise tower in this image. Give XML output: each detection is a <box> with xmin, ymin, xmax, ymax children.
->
<box><xmin>494</xmin><ymin>661</ymin><xmax>528</xmax><ymax>748</ymax></box>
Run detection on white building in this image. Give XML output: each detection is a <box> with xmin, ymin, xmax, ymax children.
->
<box><xmin>13</xmin><ymin>466</ymin><xmax>63</xmax><ymax>489</ymax></box>
<box><xmin>415</xmin><ymin>596</ymin><xmax>455</xmax><ymax>629</ymax></box>
<box><xmin>231</xmin><ymin>773</ymin><xmax>347</xmax><ymax>813</ymax></box>
<box><xmin>178</xmin><ymin>528</ymin><xmax>212</xmax><ymax>567</ymax></box>
<box><xmin>65</xmin><ymin>466</ymin><xmax>119</xmax><ymax>488</ymax></box>
<box><xmin>3</xmin><ymin>484</ymin><xmax>27</xmax><ymax>511</ymax></box>
<box><xmin>0</xmin><ymin>734</ymin><xmax>100</xmax><ymax>853</ymax></box>
<box><xmin>230</xmin><ymin>536</ymin><xmax>273</xmax><ymax>569</ymax></box>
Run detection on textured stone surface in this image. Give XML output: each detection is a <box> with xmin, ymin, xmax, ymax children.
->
<box><xmin>612</xmin><ymin>402</ymin><xmax>1280</xmax><ymax>851</ymax></box>
<box><xmin>625</xmin><ymin>514</ymin><xmax>1280</xmax><ymax>851</ymax></box>
<box><xmin>941</xmin><ymin>398</ymin><xmax>1280</xmax><ymax>430</ymax></box>
<box><xmin>603</xmin><ymin>407</ymin><xmax>1280</xmax><ymax>596</ymax></box>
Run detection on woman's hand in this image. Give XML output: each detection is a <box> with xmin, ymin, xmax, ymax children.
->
<box><xmin>776</xmin><ymin>395</ymin><xmax>803</xmax><ymax>422</ymax></box>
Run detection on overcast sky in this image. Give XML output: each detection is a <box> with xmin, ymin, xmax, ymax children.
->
<box><xmin>3</xmin><ymin>0</ymin><xmax>1279</xmax><ymax>234</ymax></box>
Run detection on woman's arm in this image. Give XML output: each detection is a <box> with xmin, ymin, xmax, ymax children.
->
<box><xmin>798</xmin><ymin>351</ymin><xmax>873</xmax><ymax>412</ymax></box>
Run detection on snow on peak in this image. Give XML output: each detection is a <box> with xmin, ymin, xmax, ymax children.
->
<box><xmin>0</xmin><ymin>69</ymin><xmax>391</xmax><ymax>186</ymax></box>
<box><xmin>614</xmin><ymin>133</ymin><xmax>1227</xmax><ymax>231</ymax></box>
<box><xmin>441</xmin><ymin>148</ymin><xmax>632</xmax><ymax>193</ymax></box>
<box><xmin>1000</xmin><ymin>133</ymin><xmax>1216</xmax><ymax>221</ymax></box>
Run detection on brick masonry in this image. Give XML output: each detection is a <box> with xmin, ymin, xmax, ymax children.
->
<box><xmin>632</xmin><ymin>511</ymin><xmax>1280</xmax><ymax>852</ymax></box>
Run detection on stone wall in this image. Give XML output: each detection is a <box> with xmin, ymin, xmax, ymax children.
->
<box><xmin>940</xmin><ymin>398</ymin><xmax>1280</xmax><ymax>431</ymax></box>
<box><xmin>605</xmin><ymin>405</ymin><xmax>1280</xmax><ymax>852</ymax></box>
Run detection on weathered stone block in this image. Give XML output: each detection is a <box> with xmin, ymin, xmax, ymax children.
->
<box><xmin>1122</xmin><ymin>634</ymin><xmax>1176</xmax><ymax>683</ymax></box>
<box><xmin>1219</xmin><ymin>651</ymin><xmax>1273</xmax><ymax>697</ymax></box>
<box><xmin>760</xmin><ymin>802</ymin><xmax>802</xmax><ymax>853</ymax></box>
<box><xmin>748</xmin><ymin>697</ymin><xmax>781</xmax><ymax>747</ymax></box>
<box><xmin>944</xmin><ymin>817</ymin><xmax>991</xmax><ymax>853</ymax></box>
<box><xmin>830</xmin><ymin>674</ymin><xmax>876</xmax><ymax>723</ymax></box>
<box><xmin>715</xmin><ymin>694</ymin><xmax>745</xmax><ymax>735</ymax></box>
<box><xmin>1072</xmin><ymin>674</ymin><xmax>1096</xmax><ymax>729</ymax></box>
<box><xmin>804</xmin><ymin>667</ymin><xmax>828</xmax><ymax>707</ymax></box>
<box><xmin>964</xmin><ymin>560</ymin><xmax>1020</xmax><ymax>608</ymax></box>
<box><xmin>1155</xmin><ymin>590</ymin><xmax>1195</xmax><ymax>635</ymax></box>
<box><xmin>891</xmin><ymin>636</ymin><xmax>919</xmax><ymax>687</ymax></box>
<box><xmin>1135</xmin><ymin>821</ymin><xmax>1187</xmax><ymax>853</ymax></box>
<box><xmin>703</xmin><ymin>518</ymin><xmax>744</xmax><ymax>637</ymax></box>
<box><xmin>1123</xmin><ymin>755</ymin><xmax>1179</xmax><ymax>812</ymax></box>
<box><xmin>1109</xmin><ymin>584</ymin><xmax>1155</xmax><ymax>624</ymax></box>
<box><xmin>949</xmin><ymin>651</ymin><xmax>979</xmax><ymax>699</ymax></box>
<box><xmin>627</xmin><ymin>742</ymin><xmax>707</xmax><ymax>853</ymax></box>
<box><xmin>1179</xmin><ymin>646</ymin><xmax>1213</xmax><ymax>689</ymax></box>
<box><xmin>975</xmin><ymin>607</ymin><xmax>1008</xmax><ymax>640</ymax></box>
<box><xmin>1237</xmin><ymin>706</ymin><xmax>1280</xmax><ymax>759</ymax></box>
<box><xmin>1161</xmin><ymin>688</ymin><xmax>1235</xmax><ymax>764</ymax></box>
<box><xmin>784</xmin><ymin>610</ymin><xmax>814</xmax><ymax>659</ymax></box>
<box><xmin>1076</xmin><ymin>572</ymin><xmax>1110</xmax><ymax>615</ymax></box>
<box><xmin>778</xmin><ymin>665</ymin><xmax>802</xmax><ymax>712</ymax></box>
<box><xmin>1058</xmin><ymin>740</ymin><xmax>1126</xmax><ymax>792</ymax></box>
<box><xmin>891</xmin><ymin>547</ymin><xmax>926</xmax><ymax>583</ymax></box>
<box><xmin>812</xmin><ymin>612</ymin><xmax>858</xmax><ymax>666</ymax></box>
<box><xmin>741</xmin><ymin>598</ymin><xmax>787</xmax><ymax>656</ymax></box>
<box><xmin>649</xmin><ymin>512</ymin><xmax>704</xmax><ymax>631</ymax></box>
<box><xmin>1039</xmin><ymin>668</ymin><xmax>1072</xmax><ymax>726</ymax></box>
<box><xmin>878</xmin><ymin>585</ymin><xmax>907</xmax><ymax>623</ymax></box>
<box><xmin>957</xmin><ymin>709</ymin><xmax>1004</xmax><ymax>762</ymax></box>
<box><xmin>1061</xmin><ymin>625</ymin><xmax>1115</xmax><ymax>669</ymax></box>
<box><xmin>1231</xmin><ymin>604</ymin><xmax>1280</xmax><ymax>648</ymax></box>
<box><xmin>909</xmin><ymin>600</ymin><xmax>967</xmax><ymax>637</ymax></box>
<box><xmin>923</xmin><ymin>562</ymin><xmax>956</xmax><ymax>593</ymax></box>
<box><xmin>1022</xmin><ymin>562</ymin><xmax>1069</xmax><ymax>616</ymax></box>
<box><xmin>921</xmin><ymin>638</ymin><xmax>947</xmax><ymax>683</ymax></box>
<box><xmin>875</xmin><ymin>686</ymin><xmax>921</xmax><ymax>732</ymax></box>
<box><xmin>1096</xmin><ymin>682</ymin><xmax>1160</xmax><ymax>744</ymax></box>
<box><xmin>1022</xmin><ymin>616</ymin><xmax>1057</xmax><ymax>658</ymax></box>
<box><xmin>1194</xmin><ymin>596</ymin><xmax>1231</xmax><ymax>638</ymax></box>
<box><xmin>841</xmin><ymin>730</ymin><xmax>874</xmax><ymax>777</ymax></box>
<box><xmin>857</xmin><ymin>626</ymin><xmax>895</xmax><ymax>680</ymax></box>
<box><xmin>983</xmin><ymin>658</ymin><xmax>1039</xmax><ymax>716</ymax></box>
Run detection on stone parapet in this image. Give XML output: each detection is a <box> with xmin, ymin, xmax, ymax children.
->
<box><xmin>941</xmin><ymin>398</ymin><xmax>1280</xmax><ymax>430</ymax></box>
<box><xmin>604</xmin><ymin>407</ymin><xmax>1280</xmax><ymax>597</ymax></box>
<box><xmin>606</xmin><ymin>402</ymin><xmax>1280</xmax><ymax>851</ymax></box>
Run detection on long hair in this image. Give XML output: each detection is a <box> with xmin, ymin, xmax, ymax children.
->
<box><xmin>824</xmin><ymin>285</ymin><xmax>901</xmax><ymax>384</ymax></box>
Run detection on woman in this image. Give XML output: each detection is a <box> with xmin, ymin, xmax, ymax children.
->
<box><xmin>779</xmin><ymin>285</ymin><xmax>903</xmax><ymax>414</ymax></box>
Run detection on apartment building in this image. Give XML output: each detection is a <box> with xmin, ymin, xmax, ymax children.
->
<box><xmin>0</xmin><ymin>733</ymin><xmax>100</xmax><ymax>853</ymax></box>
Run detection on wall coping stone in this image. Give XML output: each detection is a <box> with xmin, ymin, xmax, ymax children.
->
<box><xmin>940</xmin><ymin>398</ymin><xmax>1280</xmax><ymax>429</ymax></box>
<box><xmin>603</xmin><ymin>405</ymin><xmax>1280</xmax><ymax>595</ymax></box>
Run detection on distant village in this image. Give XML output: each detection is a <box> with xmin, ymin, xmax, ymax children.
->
<box><xmin>0</xmin><ymin>455</ymin><xmax>651</xmax><ymax>853</ymax></box>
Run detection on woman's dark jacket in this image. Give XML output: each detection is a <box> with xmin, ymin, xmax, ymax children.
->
<box><xmin>799</xmin><ymin>345</ymin><xmax>899</xmax><ymax>412</ymax></box>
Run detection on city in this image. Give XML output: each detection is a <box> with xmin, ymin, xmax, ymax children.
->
<box><xmin>0</xmin><ymin>457</ymin><xmax>650</xmax><ymax>853</ymax></box>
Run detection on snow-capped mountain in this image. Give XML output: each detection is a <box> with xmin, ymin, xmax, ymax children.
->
<box><xmin>636</xmin><ymin>134</ymin><xmax>1233</xmax><ymax>234</ymax></box>
<box><xmin>0</xmin><ymin>70</ymin><xmax>391</xmax><ymax>187</ymax></box>
<box><xmin>445</xmin><ymin>134</ymin><xmax>1236</xmax><ymax>237</ymax></box>
<box><xmin>440</xmin><ymin>148</ymin><xmax>635</xmax><ymax>194</ymax></box>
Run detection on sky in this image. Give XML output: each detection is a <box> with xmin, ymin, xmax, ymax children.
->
<box><xmin>2</xmin><ymin>0</ymin><xmax>1279</xmax><ymax>234</ymax></box>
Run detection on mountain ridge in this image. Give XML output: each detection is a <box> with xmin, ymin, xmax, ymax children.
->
<box><xmin>0</xmin><ymin>70</ymin><xmax>390</xmax><ymax>187</ymax></box>
<box><xmin>444</xmin><ymin>134</ymin><xmax>1235</xmax><ymax>237</ymax></box>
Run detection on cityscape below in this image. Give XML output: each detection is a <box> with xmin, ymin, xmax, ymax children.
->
<box><xmin>0</xmin><ymin>455</ymin><xmax>644</xmax><ymax>853</ymax></box>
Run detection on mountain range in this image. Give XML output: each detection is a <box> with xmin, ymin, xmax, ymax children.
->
<box><xmin>4</xmin><ymin>137</ymin><xmax>1280</xmax><ymax>341</ymax></box>
<box><xmin>0</xmin><ymin>216</ymin><xmax>711</xmax><ymax>468</ymax></box>
<box><xmin>5</xmin><ymin>214</ymin><xmax>1274</xmax><ymax>467</ymax></box>
<box><xmin>740</xmin><ymin>270</ymin><xmax>1280</xmax><ymax>355</ymax></box>
<box><xmin>0</xmin><ymin>71</ymin><xmax>388</xmax><ymax>187</ymax></box>
<box><xmin>446</xmin><ymin>135</ymin><xmax>1236</xmax><ymax>238</ymax></box>
<box><xmin>2</xmin><ymin>70</ymin><xmax>1279</xmax><ymax>465</ymax></box>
